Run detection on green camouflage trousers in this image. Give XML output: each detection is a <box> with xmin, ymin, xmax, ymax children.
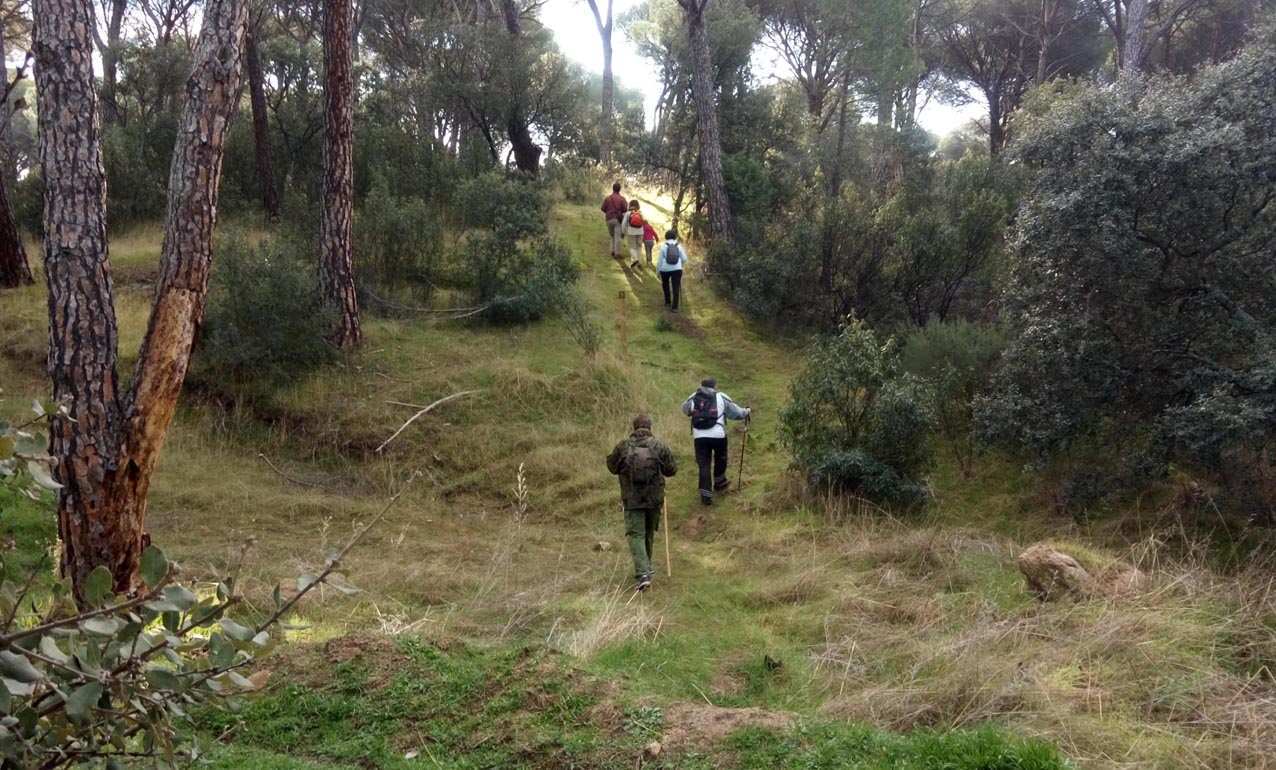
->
<box><xmin>624</xmin><ymin>507</ymin><xmax>660</xmax><ymax>580</ymax></box>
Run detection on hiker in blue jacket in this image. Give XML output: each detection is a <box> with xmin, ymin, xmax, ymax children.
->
<box><xmin>682</xmin><ymin>378</ymin><xmax>751</xmax><ymax>506</ymax></box>
<box><xmin>656</xmin><ymin>229</ymin><xmax>687</xmax><ymax>312</ymax></box>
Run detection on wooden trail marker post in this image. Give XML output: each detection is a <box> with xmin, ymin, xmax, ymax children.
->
<box><xmin>663</xmin><ymin>500</ymin><xmax>672</xmax><ymax>577</ymax></box>
<box><xmin>618</xmin><ymin>290</ymin><xmax>628</xmax><ymax>359</ymax></box>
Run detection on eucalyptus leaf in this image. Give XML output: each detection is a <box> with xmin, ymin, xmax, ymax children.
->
<box><xmin>80</xmin><ymin>616</ymin><xmax>122</xmax><ymax>636</ymax></box>
<box><xmin>0</xmin><ymin>652</ymin><xmax>42</xmax><ymax>684</ymax></box>
<box><xmin>219</xmin><ymin>618</ymin><xmax>255</xmax><ymax>642</ymax></box>
<box><xmin>24</xmin><ymin>460</ymin><xmax>62</xmax><ymax>491</ymax></box>
<box><xmin>82</xmin><ymin>566</ymin><xmax>113</xmax><ymax>606</ymax></box>
<box><xmin>139</xmin><ymin>546</ymin><xmax>169</xmax><ymax>587</ymax></box>
<box><xmin>65</xmin><ymin>682</ymin><xmax>104</xmax><ymax>723</ymax></box>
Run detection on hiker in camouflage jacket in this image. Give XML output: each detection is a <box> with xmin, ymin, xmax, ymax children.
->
<box><xmin>606</xmin><ymin>414</ymin><xmax>677</xmax><ymax>591</ymax></box>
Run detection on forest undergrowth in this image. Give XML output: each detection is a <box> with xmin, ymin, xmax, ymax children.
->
<box><xmin>2</xmin><ymin>195</ymin><xmax>1274</xmax><ymax>769</ymax></box>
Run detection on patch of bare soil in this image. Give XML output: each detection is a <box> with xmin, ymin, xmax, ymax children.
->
<box><xmin>679</xmin><ymin>512</ymin><xmax>715</xmax><ymax>540</ymax></box>
<box><xmin>265</xmin><ymin>632</ymin><xmax>412</xmax><ymax>689</ymax></box>
<box><xmin>661</xmin><ymin>702</ymin><xmax>797</xmax><ymax>752</ymax></box>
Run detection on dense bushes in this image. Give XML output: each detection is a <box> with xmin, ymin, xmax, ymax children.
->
<box><xmin>712</xmin><ymin>154</ymin><xmax>1012</xmax><ymax>331</ymax></box>
<box><xmin>466</xmin><ymin>234</ymin><xmax>578</xmax><ymax>323</ymax></box>
<box><xmin>779</xmin><ymin>319</ymin><xmax>934</xmax><ymax>507</ymax></box>
<box><xmin>976</xmin><ymin>34</ymin><xmax>1276</xmax><ymax>521</ymax></box>
<box><xmin>355</xmin><ymin>176</ymin><xmax>445</xmax><ymax>304</ymax></box>
<box><xmin>192</xmin><ymin>233</ymin><xmax>335</xmax><ymax>387</ymax></box>
<box><xmin>901</xmin><ymin>321</ymin><xmax>1010</xmax><ymax>479</ymax></box>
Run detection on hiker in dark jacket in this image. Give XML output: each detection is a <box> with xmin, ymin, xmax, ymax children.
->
<box><xmin>606</xmin><ymin>414</ymin><xmax>677</xmax><ymax>591</ymax></box>
<box><xmin>681</xmin><ymin>378</ymin><xmax>751</xmax><ymax>506</ymax></box>
<box><xmin>601</xmin><ymin>182</ymin><xmax>628</xmax><ymax>258</ymax></box>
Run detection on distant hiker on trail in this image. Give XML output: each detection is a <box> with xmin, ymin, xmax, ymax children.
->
<box><xmin>601</xmin><ymin>182</ymin><xmax>628</xmax><ymax>258</ymax></box>
<box><xmin>682</xmin><ymin>378</ymin><xmax>751</xmax><ymax>506</ymax></box>
<box><xmin>657</xmin><ymin>229</ymin><xmax>687</xmax><ymax>312</ymax></box>
<box><xmin>624</xmin><ymin>200</ymin><xmax>647</xmax><ymax>268</ymax></box>
<box><xmin>642</xmin><ymin>218</ymin><xmax>659</xmax><ymax>267</ymax></box>
<box><xmin>606</xmin><ymin>414</ymin><xmax>677</xmax><ymax>591</ymax></box>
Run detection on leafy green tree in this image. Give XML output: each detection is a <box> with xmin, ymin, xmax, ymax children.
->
<box><xmin>977</xmin><ymin>33</ymin><xmax>1276</xmax><ymax>518</ymax></box>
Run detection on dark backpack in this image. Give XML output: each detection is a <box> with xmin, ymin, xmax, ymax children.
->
<box><xmin>690</xmin><ymin>391</ymin><xmax>720</xmax><ymax>430</ymax></box>
<box><xmin>664</xmin><ymin>243</ymin><xmax>682</xmax><ymax>266</ymax></box>
<box><xmin>625</xmin><ymin>443</ymin><xmax>661</xmax><ymax>485</ymax></box>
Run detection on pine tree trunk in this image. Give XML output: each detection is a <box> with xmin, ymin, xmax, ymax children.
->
<box><xmin>246</xmin><ymin>26</ymin><xmax>281</xmax><ymax>219</ymax></box>
<box><xmin>34</xmin><ymin>0</ymin><xmax>249</xmax><ymax>604</ymax></box>
<box><xmin>1123</xmin><ymin>0</ymin><xmax>1149</xmax><ymax>73</ymax></box>
<box><xmin>0</xmin><ymin>13</ymin><xmax>31</xmax><ymax>288</ymax></box>
<box><xmin>320</xmin><ymin>0</ymin><xmax>362</xmax><ymax>347</ymax></box>
<box><xmin>0</xmin><ymin>170</ymin><xmax>30</xmax><ymax>287</ymax></box>
<box><xmin>683</xmin><ymin>0</ymin><xmax>731</xmax><ymax>242</ymax></box>
<box><xmin>34</xmin><ymin>0</ymin><xmax>122</xmax><ymax>601</ymax></box>
<box><xmin>988</xmin><ymin>90</ymin><xmax>1005</xmax><ymax>156</ymax></box>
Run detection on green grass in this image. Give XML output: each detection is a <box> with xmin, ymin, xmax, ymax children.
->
<box><xmin>197</xmin><ymin>633</ymin><xmax>1071</xmax><ymax>770</ymax></box>
<box><xmin>3</xmin><ymin>197</ymin><xmax>1275</xmax><ymax>768</ymax></box>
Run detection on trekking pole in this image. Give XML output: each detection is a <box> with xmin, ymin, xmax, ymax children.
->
<box><xmin>737</xmin><ymin>414</ymin><xmax>750</xmax><ymax>491</ymax></box>
<box><xmin>662</xmin><ymin>499</ymin><xmax>672</xmax><ymax>577</ymax></box>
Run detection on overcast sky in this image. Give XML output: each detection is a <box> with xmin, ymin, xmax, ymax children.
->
<box><xmin>538</xmin><ymin>0</ymin><xmax>983</xmax><ymax>137</ymax></box>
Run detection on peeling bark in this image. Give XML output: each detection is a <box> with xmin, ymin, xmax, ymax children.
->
<box><xmin>320</xmin><ymin>0</ymin><xmax>362</xmax><ymax>346</ymax></box>
<box><xmin>34</xmin><ymin>0</ymin><xmax>249</xmax><ymax>603</ymax></box>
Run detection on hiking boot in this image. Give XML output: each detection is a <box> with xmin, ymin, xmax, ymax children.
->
<box><xmin>634</xmin><ymin>575</ymin><xmax>652</xmax><ymax>591</ymax></box>
<box><xmin>701</xmin><ymin>494</ymin><xmax>712</xmax><ymax>506</ymax></box>
<box><xmin>630</xmin><ymin>259</ymin><xmax>639</xmax><ymax>268</ymax></box>
<box><xmin>715</xmin><ymin>479</ymin><xmax>731</xmax><ymax>492</ymax></box>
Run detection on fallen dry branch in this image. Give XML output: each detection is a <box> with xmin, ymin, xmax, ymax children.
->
<box><xmin>376</xmin><ymin>390</ymin><xmax>479</xmax><ymax>453</ymax></box>
<box><xmin>257</xmin><ymin>453</ymin><xmax>334</xmax><ymax>492</ymax></box>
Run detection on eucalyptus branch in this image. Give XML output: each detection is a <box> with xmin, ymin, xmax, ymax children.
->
<box><xmin>255</xmin><ymin>473</ymin><xmax>419</xmax><ymax>634</ymax></box>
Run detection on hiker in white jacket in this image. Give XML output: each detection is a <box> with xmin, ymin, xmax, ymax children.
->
<box><xmin>681</xmin><ymin>377</ymin><xmax>751</xmax><ymax>505</ymax></box>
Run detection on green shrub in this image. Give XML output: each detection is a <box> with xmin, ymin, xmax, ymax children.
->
<box><xmin>454</xmin><ymin>171</ymin><xmax>548</xmax><ymax>237</ymax></box>
<box><xmin>900</xmin><ymin>320</ymin><xmax>1010</xmax><ymax>478</ymax></box>
<box><xmin>463</xmin><ymin>234</ymin><xmax>578</xmax><ymax>324</ymax></box>
<box><xmin>779</xmin><ymin>319</ymin><xmax>934</xmax><ymax>508</ymax></box>
<box><xmin>560</xmin><ymin>287</ymin><xmax>601</xmax><ymax>357</ymax></box>
<box><xmin>355</xmin><ymin>175</ymin><xmax>444</xmax><ymax>307</ymax></box>
<box><xmin>192</xmin><ymin>232</ymin><xmax>335</xmax><ymax>387</ymax></box>
<box><xmin>543</xmin><ymin>159</ymin><xmax>592</xmax><ymax>204</ymax></box>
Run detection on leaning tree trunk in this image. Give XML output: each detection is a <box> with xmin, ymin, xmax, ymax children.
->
<box><xmin>245</xmin><ymin>26</ymin><xmax>281</xmax><ymax>219</ymax></box>
<box><xmin>34</xmin><ymin>0</ymin><xmax>249</xmax><ymax>604</ymax></box>
<box><xmin>499</xmin><ymin>0</ymin><xmax>542</xmax><ymax>175</ymax></box>
<box><xmin>100</xmin><ymin>0</ymin><xmax>128</xmax><ymax>123</ymax></box>
<box><xmin>683</xmin><ymin>0</ymin><xmax>732</xmax><ymax>242</ymax></box>
<box><xmin>320</xmin><ymin>0</ymin><xmax>362</xmax><ymax>347</ymax></box>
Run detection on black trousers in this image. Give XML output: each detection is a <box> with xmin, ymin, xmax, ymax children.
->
<box><xmin>694</xmin><ymin>436</ymin><xmax>730</xmax><ymax>498</ymax></box>
<box><xmin>660</xmin><ymin>269</ymin><xmax>683</xmax><ymax>310</ymax></box>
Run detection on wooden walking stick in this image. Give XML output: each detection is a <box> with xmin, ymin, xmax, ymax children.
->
<box><xmin>663</xmin><ymin>499</ymin><xmax>672</xmax><ymax>577</ymax></box>
<box><xmin>737</xmin><ymin>414</ymin><xmax>750</xmax><ymax>491</ymax></box>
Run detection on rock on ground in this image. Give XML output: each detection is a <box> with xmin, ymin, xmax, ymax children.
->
<box><xmin>1017</xmin><ymin>544</ymin><xmax>1095</xmax><ymax>600</ymax></box>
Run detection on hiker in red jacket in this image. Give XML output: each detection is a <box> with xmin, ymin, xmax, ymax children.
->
<box><xmin>601</xmin><ymin>182</ymin><xmax>628</xmax><ymax>258</ymax></box>
<box><xmin>641</xmin><ymin>219</ymin><xmax>659</xmax><ymax>267</ymax></box>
